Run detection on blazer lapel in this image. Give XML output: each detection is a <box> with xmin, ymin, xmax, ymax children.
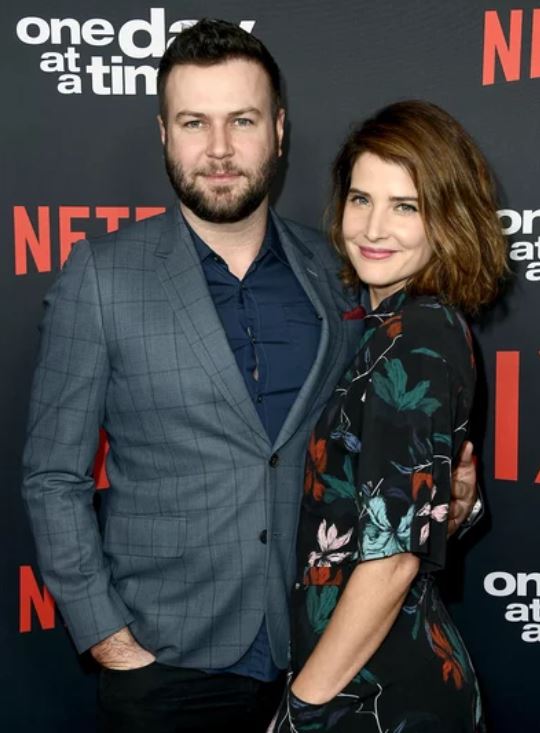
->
<box><xmin>270</xmin><ymin>212</ymin><xmax>339</xmax><ymax>450</ymax></box>
<box><xmin>154</xmin><ymin>208</ymin><xmax>269</xmax><ymax>444</ymax></box>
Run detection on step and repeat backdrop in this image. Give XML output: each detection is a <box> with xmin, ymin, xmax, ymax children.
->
<box><xmin>2</xmin><ymin>1</ymin><xmax>539</xmax><ymax>730</ymax></box>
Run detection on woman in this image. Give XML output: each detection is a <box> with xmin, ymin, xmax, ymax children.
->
<box><xmin>272</xmin><ymin>101</ymin><xmax>507</xmax><ymax>732</ymax></box>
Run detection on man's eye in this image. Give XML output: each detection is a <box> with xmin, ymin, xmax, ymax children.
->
<box><xmin>234</xmin><ymin>118</ymin><xmax>254</xmax><ymax>127</ymax></box>
<box><xmin>184</xmin><ymin>120</ymin><xmax>203</xmax><ymax>129</ymax></box>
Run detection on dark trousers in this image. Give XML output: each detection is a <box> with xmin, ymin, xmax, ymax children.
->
<box><xmin>97</xmin><ymin>662</ymin><xmax>285</xmax><ymax>733</ymax></box>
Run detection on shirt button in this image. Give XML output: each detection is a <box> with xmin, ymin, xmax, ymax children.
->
<box><xmin>256</xmin><ymin>395</ymin><xmax>263</xmax><ymax>403</ymax></box>
<box><xmin>259</xmin><ymin>529</ymin><xmax>268</xmax><ymax>544</ymax></box>
<box><xmin>269</xmin><ymin>453</ymin><xmax>279</xmax><ymax>467</ymax></box>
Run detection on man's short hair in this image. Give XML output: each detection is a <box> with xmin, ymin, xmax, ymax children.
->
<box><xmin>157</xmin><ymin>18</ymin><xmax>283</xmax><ymax>121</ymax></box>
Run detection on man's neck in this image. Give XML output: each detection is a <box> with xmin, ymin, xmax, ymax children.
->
<box><xmin>181</xmin><ymin>200</ymin><xmax>269</xmax><ymax>280</ymax></box>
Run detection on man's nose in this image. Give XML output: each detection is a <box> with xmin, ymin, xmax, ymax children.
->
<box><xmin>206</xmin><ymin>124</ymin><xmax>234</xmax><ymax>158</ymax></box>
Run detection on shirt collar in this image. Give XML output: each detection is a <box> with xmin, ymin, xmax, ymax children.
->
<box><xmin>364</xmin><ymin>288</ymin><xmax>408</xmax><ymax>319</ymax></box>
<box><xmin>183</xmin><ymin>212</ymin><xmax>289</xmax><ymax>268</ymax></box>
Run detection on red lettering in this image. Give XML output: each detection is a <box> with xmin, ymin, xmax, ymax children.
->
<box><xmin>494</xmin><ymin>351</ymin><xmax>520</xmax><ymax>481</ymax></box>
<box><xmin>93</xmin><ymin>429</ymin><xmax>110</xmax><ymax>490</ymax></box>
<box><xmin>95</xmin><ymin>206</ymin><xmax>130</xmax><ymax>233</ymax></box>
<box><xmin>13</xmin><ymin>206</ymin><xmax>51</xmax><ymax>276</ymax></box>
<box><xmin>483</xmin><ymin>10</ymin><xmax>523</xmax><ymax>85</ymax></box>
<box><xmin>19</xmin><ymin>565</ymin><xmax>56</xmax><ymax>633</ymax></box>
<box><xmin>13</xmin><ymin>205</ymin><xmax>166</xmax><ymax>276</ymax></box>
<box><xmin>530</xmin><ymin>9</ymin><xmax>540</xmax><ymax>78</ymax></box>
<box><xmin>59</xmin><ymin>206</ymin><xmax>90</xmax><ymax>266</ymax></box>
<box><xmin>135</xmin><ymin>207</ymin><xmax>166</xmax><ymax>221</ymax></box>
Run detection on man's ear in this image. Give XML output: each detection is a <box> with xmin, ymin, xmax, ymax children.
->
<box><xmin>157</xmin><ymin>115</ymin><xmax>166</xmax><ymax>146</ymax></box>
<box><xmin>275</xmin><ymin>108</ymin><xmax>285</xmax><ymax>157</ymax></box>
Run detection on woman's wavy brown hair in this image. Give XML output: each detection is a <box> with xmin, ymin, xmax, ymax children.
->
<box><xmin>329</xmin><ymin>100</ymin><xmax>509</xmax><ymax>313</ymax></box>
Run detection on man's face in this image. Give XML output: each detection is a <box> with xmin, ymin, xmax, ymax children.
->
<box><xmin>159</xmin><ymin>59</ymin><xmax>284</xmax><ymax>224</ymax></box>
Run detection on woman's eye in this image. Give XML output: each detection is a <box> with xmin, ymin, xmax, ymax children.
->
<box><xmin>349</xmin><ymin>194</ymin><xmax>369</xmax><ymax>205</ymax></box>
<box><xmin>396</xmin><ymin>202</ymin><xmax>418</xmax><ymax>213</ymax></box>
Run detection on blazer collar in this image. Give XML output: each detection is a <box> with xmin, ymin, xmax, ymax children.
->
<box><xmin>153</xmin><ymin>205</ymin><xmax>340</xmax><ymax>450</ymax></box>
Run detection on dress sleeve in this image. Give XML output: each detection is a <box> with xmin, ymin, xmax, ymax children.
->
<box><xmin>353</xmin><ymin>317</ymin><xmax>470</xmax><ymax>572</ymax></box>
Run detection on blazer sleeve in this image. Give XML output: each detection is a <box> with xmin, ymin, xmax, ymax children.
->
<box><xmin>21</xmin><ymin>240</ymin><xmax>134</xmax><ymax>653</ymax></box>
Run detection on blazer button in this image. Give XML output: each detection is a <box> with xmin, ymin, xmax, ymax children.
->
<box><xmin>259</xmin><ymin>529</ymin><xmax>268</xmax><ymax>544</ymax></box>
<box><xmin>269</xmin><ymin>453</ymin><xmax>279</xmax><ymax>467</ymax></box>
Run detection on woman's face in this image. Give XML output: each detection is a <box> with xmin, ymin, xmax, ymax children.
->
<box><xmin>342</xmin><ymin>152</ymin><xmax>432</xmax><ymax>308</ymax></box>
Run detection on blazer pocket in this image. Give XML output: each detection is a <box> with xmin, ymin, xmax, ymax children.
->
<box><xmin>103</xmin><ymin>514</ymin><xmax>187</xmax><ymax>558</ymax></box>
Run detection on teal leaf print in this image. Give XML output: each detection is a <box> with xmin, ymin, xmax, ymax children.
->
<box><xmin>361</xmin><ymin>497</ymin><xmax>415</xmax><ymax>558</ymax></box>
<box><xmin>399</xmin><ymin>380</ymin><xmax>430</xmax><ymax>409</ymax></box>
<box><xmin>433</xmin><ymin>432</ymin><xmax>451</xmax><ymax>446</ymax></box>
<box><xmin>358</xmin><ymin>327</ymin><xmax>376</xmax><ymax>351</ymax></box>
<box><xmin>321</xmin><ymin>454</ymin><xmax>357</xmax><ymax>503</ymax></box>
<box><xmin>343</xmin><ymin>455</ymin><xmax>354</xmax><ymax>485</ymax></box>
<box><xmin>306</xmin><ymin>585</ymin><xmax>339</xmax><ymax>635</ymax></box>
<box><xmin>321</xmin><ymin>474</ymin><xmax>356</xmax><ymax>502</ymax></box>
<box><xmin>443</xmin><ymin>306</ymin><xmax>455</xmax><ymax>325</ymax></box>
<box><xmin>412</xmin><ymin>609</ymin><xmax>422</xmax><ymax>640</ymax></box>
<box><xmin>353</xmin><ymin>666</ymin><xmax>379</xmax><ymax>686</ymax></box>
<box><xmin>417</xmin><ymin>398</ymin><xmax>442</xmax><ymax>416</ymax></box>
<box><xmin>411</xmin><ymin>347</ymin><xmax>442</xmax><ymax>359</ymax></box>
<box><xmin>372</xmin><ymin>359</ymin><xmax>442</xmax><ymax>415</ymax></box>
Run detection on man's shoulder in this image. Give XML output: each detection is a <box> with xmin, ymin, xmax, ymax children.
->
<box><xmin>274</xmin><ymin>214</ymin><xmax>340</xmax><ymax>268</ymax></box>
<box><xmin>88</xmin><ymin>208</ymin><xmax>171</xmax><ymax>254</ymax></box>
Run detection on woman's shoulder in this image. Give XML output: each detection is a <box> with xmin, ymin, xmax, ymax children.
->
<box><xmin>367</xmin><ymin>293</ymin><xmax>473</xmax><ymax>369</ymax></box>
<box><xmin>401</xmin><ymin>295</ymin><xmax>468</xmax><ymax>338</ymax></box>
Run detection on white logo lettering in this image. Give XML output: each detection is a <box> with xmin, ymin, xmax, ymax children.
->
<box><xmin>16</xmin><ymin>10</ymin><xmax>256</xmax><ymax>96</ymax></box>
<box><xmin>498</xmin><ymin>208</ymin><xmax>540</xmax><ymax>282</ymax></box>
<box><xmin>484</xmin><ymin>571</ymin><xmax>540</xmax><ymax>643</ymax></box>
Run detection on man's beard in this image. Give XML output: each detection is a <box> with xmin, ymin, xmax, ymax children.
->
<box><xmin>164</xmin><ymin>145</ymin><xmax>279</xmax><ymax>224</ymax></box>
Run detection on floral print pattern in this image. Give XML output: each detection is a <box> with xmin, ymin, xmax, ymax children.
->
<box><xmin>273</xmin><ymin>291</ymin><xmax>483</xmax><ymax>732</ymax></box>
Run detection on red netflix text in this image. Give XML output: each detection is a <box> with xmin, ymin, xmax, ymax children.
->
<box><xmin>483</xmin><ymin>9</ymin><xmax>540</xmax><ymax>85</ymax></box>
<box><xmin>13</xmin><ymin>205</ymin><xmax>166</xmax><ymax>276</ymax></box>
<box><xmin>19</xmin><ymin>565</ymin><xmax>56</xmax><ymax>633</ymax></box>
<box><xmin>494</xmin><ymin>350</ymin><xmax>540</xmax><ymax>483</ymax></box>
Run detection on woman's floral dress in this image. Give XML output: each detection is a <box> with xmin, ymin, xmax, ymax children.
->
<box><xmin>272</xmin><ymin>290</ymin><xmax>484</xmax><ymax>732</ymax></box>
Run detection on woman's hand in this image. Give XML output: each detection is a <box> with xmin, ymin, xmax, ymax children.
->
<box><xmin>291</xmin><ymin>553</ymin><xmax>419</xmax><ymax>705</ymax></box>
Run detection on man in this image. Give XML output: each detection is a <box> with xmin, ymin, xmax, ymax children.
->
<box><xmin>22</xmin><ymin>19</ymin><xmax>477</xmax><ymax>733</ymax></box>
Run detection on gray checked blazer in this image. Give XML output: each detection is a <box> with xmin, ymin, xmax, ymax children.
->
<box><xmin>22</xmin><ymin>207</ymin><xmax>363</xmax><ymax>669</ymax></box>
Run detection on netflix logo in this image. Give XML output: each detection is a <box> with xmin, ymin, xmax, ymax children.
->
<box><xmin>494</xmin><ymin>351</ymin><xmax>540</xmax><ymax>484</ymax></box>
<box><xmin>19</xmin><ymin>565</ymin><xmax>56</xmax><ymax>633</ymax></box>
<box><xmin>12</xmin><ymin>205</ymin><xmax>165</xmax><ymax>276</ymax></box>
<box><xmin>483</xmin><ymin>9</ymin><xmax>540</xmax><ymax>85</ymax></box>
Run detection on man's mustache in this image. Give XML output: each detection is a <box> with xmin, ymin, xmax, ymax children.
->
<box><xmin>194</xmin><ymin>165</ymin><xmax>247</xmax><ymax>177</ymax></box>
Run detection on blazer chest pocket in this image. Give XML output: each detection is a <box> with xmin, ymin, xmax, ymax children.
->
<box><xmin>103</xmin><ymin>514</ymin><xmax>186</xmax><ymax>558</ymax></box>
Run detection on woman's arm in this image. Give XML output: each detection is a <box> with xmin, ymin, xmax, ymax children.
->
<box><xmin>291</xmin><ymin>552</ymin><xmax>419</xmax><ymax>704</ymax></box>
<box><xmin>291</xmin><ymin>302</ymin><xmax>474</xmax><ymax>708</ymax></box>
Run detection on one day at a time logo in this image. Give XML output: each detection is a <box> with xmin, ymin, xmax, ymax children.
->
<box><xmin>15</xmin><ymin>9</ymin><xmax>255</xmax><ymax>95</ymax></box>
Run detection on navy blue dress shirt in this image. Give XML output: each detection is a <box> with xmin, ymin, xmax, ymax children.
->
<box><xmin>186</xmin><ymin>215</ymin><xmax>321</xmax><ymax>680</ymax></box>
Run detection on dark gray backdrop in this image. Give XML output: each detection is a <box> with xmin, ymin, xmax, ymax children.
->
<box><xmin>2</xmin><ymin>1</ymin><xmax>539</xmax><ymax>730</ymax></box>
